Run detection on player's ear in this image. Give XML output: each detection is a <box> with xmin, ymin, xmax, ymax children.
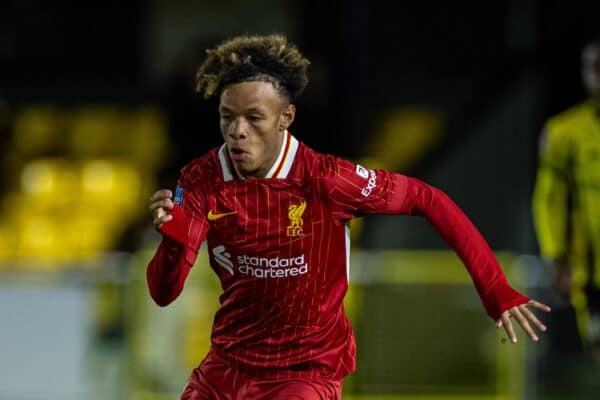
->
<box><xmin>279</xmin><ymin>103</ymin><xmax>296</xmax><ymax>132</ymax></box>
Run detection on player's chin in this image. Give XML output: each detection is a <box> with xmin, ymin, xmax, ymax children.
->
<box><xmin>234</xmin><ymin>157</ymin><xmax>251</xmax><ymax>168</ymax></box>
<box><xmin>235</xmin><ymin>161</ymin><xmax>258</xmax><ymax>176</ymax></box>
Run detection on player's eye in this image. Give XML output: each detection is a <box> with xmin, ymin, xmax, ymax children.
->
<box><xmin>248</xmin><ymin>115</ymin><xmax>263</xmax><ymax>122</ymax></box>
<box><xmin>220</xmin><ymin>114</ymin><xmax>233</xmax><ymax>122</ymax></box>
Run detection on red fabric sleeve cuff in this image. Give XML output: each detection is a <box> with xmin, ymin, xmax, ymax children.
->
<box><xmin>482</xmin><ymin>276</ymin><xmax>530</xmax><ymax>320</ymax></box>
<box><xmin>158</xmin><ymin>205</ymin><xmax>190</xmax><ymax>245</ymax></box>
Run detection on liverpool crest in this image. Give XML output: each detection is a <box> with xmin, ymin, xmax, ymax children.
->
<box><xmin>287</xmin><ymin>200</ymin><xmax>306</xmax><ymax>237</ymax></box>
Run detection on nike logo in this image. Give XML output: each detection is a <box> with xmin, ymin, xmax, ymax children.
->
<box><xmin>207</xmin><ymin>210</ymin><xmax>237</xmax><ymax>221</ymax></box>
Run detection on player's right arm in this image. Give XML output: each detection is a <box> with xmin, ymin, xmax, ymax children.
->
<box><xmin>532</xmin><ymin>127</ymin><xmax>571</xmax><ymax>293</ymax></box>
<box><xmin>146</xmin><ymin>181</ymin><xmax>209</xmax><ymax>306</ymax></box>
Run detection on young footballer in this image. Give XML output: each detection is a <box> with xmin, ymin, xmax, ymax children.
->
<box><xmin>148</xmin><ymin>34</ymin><xmax>550</xmax><ymax>399</ymax></box>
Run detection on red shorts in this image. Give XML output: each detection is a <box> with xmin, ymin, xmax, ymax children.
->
<box><xmin>180</xmin><ymin>350</ymin><xmax>342</xmax><ymax>400</ymax></box>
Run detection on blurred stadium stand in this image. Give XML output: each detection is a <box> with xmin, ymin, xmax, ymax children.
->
<box><xmin>0</xmin><ymin>105</ymin><xmax>166</xmax><ymax>265</ymax></box>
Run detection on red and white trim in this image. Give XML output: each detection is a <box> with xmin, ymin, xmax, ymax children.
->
<box><xmin>274</xmin><ymin>131</ymin><xmax>299</xmax><ymax>179</ymax></box>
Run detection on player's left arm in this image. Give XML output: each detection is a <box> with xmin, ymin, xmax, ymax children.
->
<box><xmin>320</xmin><ymin>157</ymin><xmax>550</xmax><ymax>343</ymax></box>
<box><xmin>395</xmin><ymin>175</ymin><xmax>550</xmax><ymax>343</ymax></box>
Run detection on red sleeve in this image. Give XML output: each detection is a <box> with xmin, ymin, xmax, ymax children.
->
<box><xmin>146</xmin><ymin>179</ymin><xmax>209</xmax><ymax>307</ymax></box>
<box><xmin>396</xmin><ymin>176</ymin><xmax>529</xmax><ymax>320</ymax></box>
<box><xmin>320</xmin><ymin>157</ymin><xmax>529</xmax><ymax>320</ymax></box>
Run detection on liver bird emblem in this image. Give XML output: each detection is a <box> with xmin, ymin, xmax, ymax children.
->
<box><xmin>287</xmin><ymin>200</ymin><xmax>306</xmax><ymax>236</ymax></box>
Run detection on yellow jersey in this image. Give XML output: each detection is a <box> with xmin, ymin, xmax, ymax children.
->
<box><xmin>533</xmin><ymin>101</ymin><xmax>600</xmax><ymax>288</ymax></box>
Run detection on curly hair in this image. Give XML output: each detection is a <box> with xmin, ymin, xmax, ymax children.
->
<box><xmin>195</xmin><ymin>34</ymin><xmax>310</xmax><ymax>101</ymax></box>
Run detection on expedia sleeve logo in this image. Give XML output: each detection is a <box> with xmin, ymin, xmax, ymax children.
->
<box><xmin>360</xmin><ymin>169</ymin><xmax>377</xmax><ymax>197</ymax></box>
<box><xmin>355</xmin><ymin>164</ymin><xmax>369</xmax><ymax>179</ymax></box>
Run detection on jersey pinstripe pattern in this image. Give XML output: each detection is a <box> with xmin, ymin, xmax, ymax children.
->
<box><xmin>148</xmin><ymin>132</ymin><xmax>530</xmax><ymax>380</ymax></box>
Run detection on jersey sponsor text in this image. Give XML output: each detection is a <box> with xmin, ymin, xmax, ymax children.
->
<box><xmin>212</xmin><ymin>245</ymin><xmax>309</xmax><ymax>278</ymax></box>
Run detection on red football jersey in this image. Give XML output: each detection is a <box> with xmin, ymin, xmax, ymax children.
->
<box><xmin>147</xmin><ymin>132</ymin><xmax>528</xmax><ymax>380</ymax></box>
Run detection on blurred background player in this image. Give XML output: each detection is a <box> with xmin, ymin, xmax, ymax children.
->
<box><xmin>533</xmin><ymin>37</ymin><xmax>600</xmax><ymax>362</ymax></box>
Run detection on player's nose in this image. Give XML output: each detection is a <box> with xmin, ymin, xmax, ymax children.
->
<box><xmin>229</xmin><ymin>118</ymin><xmax>248</xmax><ymax>139</ymax></box>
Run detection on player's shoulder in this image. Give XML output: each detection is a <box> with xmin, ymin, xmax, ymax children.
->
<box><xmin>546</xmin><ymin>101</ymin><xmax>594</xmax><ymax>136</ymax></box>
<box><xmin>295</xmin><ymin>142</ymin><xmax>349</xmax><ymax>178</ymax></box>
<box><xmin>294</xmin><ymin>142</ymin><xmax>370</xmax><ymax>192</ymax></box>
<box><xmin>179</xmin><ymin>147</ymin><xmax>221</xmax><ymax>188</ymax></box>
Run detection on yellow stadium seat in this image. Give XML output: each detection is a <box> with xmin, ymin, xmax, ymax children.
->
<box><xmin>68</xmin><ymin>216</ymin><xmax>115</xmax><ymax>260</ymax></box>
<box><xmin>16</xmin><ymin>215</ymin><xmax>64</xmax><ymax>266</ymax></box>
<box><xmin>121</xmin><ymin>107</ymin><xmax>168</xmax><ymax>171</ymax></box>
<box><xmin>19</xmin><ymin>158</ymin><xmax>78</xmax><ymax>212</ymax></box>
<box><xmin>13</xmin><ymin>106</ymin><xmax>66</xmax><ymax>156</ymax></box>
<box><xmin>79</xmin><ymin>159</ymin><xmax>143</xmax><ymax>220</ymax></box>
<box><xmin>69</xmin><ymin>107</ymin><xmax>121</xmax><ymax>157</ymax></box>
<box><xmin>10</xmin><ymin>212</ymin><xmax>117</xmax><ymax>265</ymax></box>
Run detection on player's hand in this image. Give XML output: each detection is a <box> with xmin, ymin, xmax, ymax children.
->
<box><xmin>495</xmin><ymin>300</ymin><xmax>551</xmax><ymax>343</ymax></box>
<box><xmin>551</xmin><ymin>258</ymin><xmax>571</xmax><ymax>295</ymax></box>
<box><xmin>149</xmin><ymin>189</ymin><xmax>174</xmax><ymax>229</ymax></box>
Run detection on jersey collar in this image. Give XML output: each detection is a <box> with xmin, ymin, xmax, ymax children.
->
<box><xmin>218</xmin><ymin>130</ymin><xmax>299</xmax><ymax>181</ymax></box>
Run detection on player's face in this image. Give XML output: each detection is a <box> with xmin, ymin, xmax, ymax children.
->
<box><xmin>582</xmin><ymin>44</ymin><xmax>600</xmax><ymax>101</ymax></box>
<box><xmin>219</xmin><ymin>81</ymin><xmax>295</xmax><ymax>178</ymax></box>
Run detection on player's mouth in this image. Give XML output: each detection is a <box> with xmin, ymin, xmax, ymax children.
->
<box><xmin>228</xmin><ymin>146</ymin><xmax>250</xmax><ymax>162</ymax></box>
